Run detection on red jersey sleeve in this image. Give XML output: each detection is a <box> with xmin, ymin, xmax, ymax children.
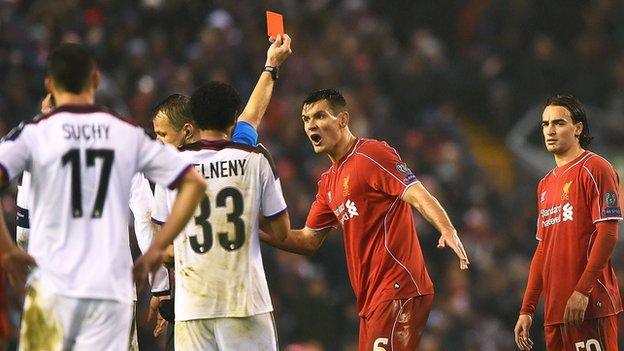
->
<box><xmin>536</xmin><ymin>179</ymin><xmax>545</xmax><ymax>241</ymax></box>
<box><xmin>582</xmin><ymin>157</ymin><xmax>623</xmax><ymax>223</ymax></box>
<box><xmin>305</xmin><ymin>178</ymin><xmax>339</xmax><ymax>230</ymax></box>
<box><xmin>355</xmin><ymin>140</ymin><xmax>419</xmax><ymax>197</ymax></box>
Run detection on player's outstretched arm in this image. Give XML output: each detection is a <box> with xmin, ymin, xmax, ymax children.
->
<box><xmin>237</xmin><ymin>34</ymin><xmax>292</xmax><ymax>129</ymax></box>
<box><xmin>264</xmin><ymin>211</ymin><xmax>291</xmax><ymax>242</ymax></box>
<box><xmin>133</xmin><ymin>169</ymin><xmax>206</xmax><ymax>283</ymax></box>
<box><xmin>0</xmin><ymin>173</ymin><xmax>36</xmax><ymax>286</ymax></box>
<box><xmin>259</xmin><ymin>225</ymin><xmax>329</xmax><ymax>256</ymax></box>
<box><xmin>402</xmin><ymin>182</ymin><xmax>469</xmax><ymax>269</ymax></box>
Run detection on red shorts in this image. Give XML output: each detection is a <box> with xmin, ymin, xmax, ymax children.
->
<box><xmin>544</xmin><ymin>315</ymin><xmax>619</xmax><ymax>351</ymax></box>
<box><xmin>358</xmin><ymin>294</ymin><xmax>433</xmax><ymax>351</ymax></box>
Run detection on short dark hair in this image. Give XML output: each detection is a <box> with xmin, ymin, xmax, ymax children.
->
<box><xmin>47</xmin><ymin>43</ymin><xmax>96</xmax><ymax>94</ymax></box>
<box><xmin>152</xmin><ymin>94</ymin><xmax>193</xmax><ymax>130</ymax></box>
<box><xmin>302</xmin><ymin>89</ymin><xmax>347</xmax><ymax>114</ymax></box>
<box><xmin>190</xmin><ymin>82</ymin><xmax>241</xmax><ymax>131</ymax></box>
<box><xmin>545</xmin><ymin>94</ymin><xmax>593</xmax><ymax>148</ymax></box>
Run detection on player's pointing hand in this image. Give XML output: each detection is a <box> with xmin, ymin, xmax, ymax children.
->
<box><xmin>437</xmin><ymin>229</ymin><xmax>470</xmax><ymax>270</ymax></box>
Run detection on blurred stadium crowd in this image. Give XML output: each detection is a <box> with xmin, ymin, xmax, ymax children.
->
<box><xmin>1</xmin><ymin>1</ymin><xmax>624</xmax><ymax>350</ymax></box>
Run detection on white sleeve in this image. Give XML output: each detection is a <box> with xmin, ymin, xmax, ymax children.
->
<box><xmin>130</xmin><ymin>173</ymin><xmax>155</xmax><ymax>251</ymax></box>
<box><xmin>150</xmin><ymin>267</ymin><xmax>170</xmax><ymax>295</ymax></box>
<box><xmin>0</xmin><ymin>123</ymin><xmax>33</xmax><ymax>181</ymax></box>
<box><xmin>129</xmin><ymin>174</ymin><xmax>170</xmax><ymax>294</ymax></box>
<box><xmin>15</xmin><ymin>171</ymin><xmax>31</xmax><ymax>250</ymax></box>
<box><xmin>259</xmin><ymin>152</ymin><xmax>287</xmax><ymax>218</ymax></box>
<box><xmin>151</xmin><ymin>184</ymin><xmax>170</xmax><ymax>225</ymax></box>
<box><xmin>136</xmin><ymin>131</ymin><xmax>192</xmax><ymax>190</ymax></box>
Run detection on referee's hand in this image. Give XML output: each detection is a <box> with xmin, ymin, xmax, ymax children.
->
<box><xmin>266</xmin><ymin>33</ymin><xmax>292</xmax><ymax>67</ymax></box>
<box><xmin>1</xmin><ymin>246</ymin><xmax>36</xmax><ymax>286</ymax></box>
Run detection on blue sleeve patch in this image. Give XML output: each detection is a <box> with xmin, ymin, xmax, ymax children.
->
<box><xmin>602</xmin><ymin>208</ymin><xmax>622</xmax><ymax>217</ymax></box>
<box><xmin>231</xmin><ymin>121</ymin><xmax>258</xmax><ymax>146</ymax></box>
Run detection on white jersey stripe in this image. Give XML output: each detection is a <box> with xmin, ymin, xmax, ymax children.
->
<box><xmin>384</xmin><ymin>197</ymin><xmax>420</xmax><ymax>294</ymax></box>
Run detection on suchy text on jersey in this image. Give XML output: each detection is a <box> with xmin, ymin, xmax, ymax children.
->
<box><xmin>62</xmin><ymin>123</ymin><xmax>110</xmax><ymax>141</ymax></box>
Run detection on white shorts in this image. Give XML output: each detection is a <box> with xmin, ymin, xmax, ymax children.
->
<box><xmin>175</xmin><ymin>312</ymin><xmax>278</xmax><ymax>351</ymax></box>
<box><xmin>18</xmin><ymin>281</ymin><xmax>132</xmax><ymax>351</ymax></box>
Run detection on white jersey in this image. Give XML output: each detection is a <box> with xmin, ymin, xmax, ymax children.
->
<box><xmin>129</xmin><ymin>173</ymin><xmax>169</xmax><ymax>294</ymax></box>
<box><xmin>152</xmin><ymin>139</ymin><xmax>287</xmax><ymax>321</ymax></box>
<box><xmin>14</xmin><ymin>172</ymin><xmax>170</xmax><ymax>299</ymax></box>
<box><xmin>0</xmin><ymin>105</ymin><xmax>191</xmax><ymax>303</ymax></box>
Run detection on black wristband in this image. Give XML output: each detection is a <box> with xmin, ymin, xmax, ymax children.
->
<box><xmin>264</xmin><ymin>66</ymin><xmax>278</xmax><ymax>80</ymax></box>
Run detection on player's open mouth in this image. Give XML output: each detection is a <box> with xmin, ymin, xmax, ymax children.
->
<box><xmin>310</xmin><ymin>133</ymin><xmax>322</xmax><ymax>145</ymax></box>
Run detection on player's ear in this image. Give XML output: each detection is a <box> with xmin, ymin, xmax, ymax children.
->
<box><xmin>338</xmin><ymin>111</ymin><xmax>350</xmax><ymax>128</ymax></box>
<box><xmin>90</xmin><ymin>69</ymin><xmax>101</xmax><ymax>93</ymax></box>
<box><xmin>45</xmin><ymin>77</ymin><xmax>54</xmax><ymax>95</ymax></box>
<box><xmin>574</xmin><ymin>121</ymin><xmax>583</xmax><ymax>138</ymax></box>
<box><xmin>183</xmin><ymin>123</ymin><xmax>194</xmax><ymax>142</ymax></box>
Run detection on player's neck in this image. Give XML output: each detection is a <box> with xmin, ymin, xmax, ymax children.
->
<box><xmin>53</xmin><ymin>92</ymin><xmax>95</xmax><ymax>107</ymax></box>
<box><xmin>197</xmin><ymin>129</ymin><xmax>228</xmax><ymax>141</ymax></box>
<box><xmin>554</xmin><ymin>145</ymin><xmax>585</xmax><ymax>167</ymax></box>
<box><xmin>328</xmin><ymin>133</ymin><xmax>357</xmax><ymax>164</ymax></box>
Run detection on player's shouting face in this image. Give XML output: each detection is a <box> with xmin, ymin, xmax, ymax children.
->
<box><xmin>541</xmin><ymin>105</ymin><xmax>584</xmax><ymax>155</ymax></box>
<box><xmin>301</xmin><ymin>100</ymin><xmax>348</xmax><ymax>155</ymax></box>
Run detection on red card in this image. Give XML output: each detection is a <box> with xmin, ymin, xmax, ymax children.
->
<box><xmin>266</xmin><ymin>11</ymin><xmax>284</xmax><ymax>37</ymax></box>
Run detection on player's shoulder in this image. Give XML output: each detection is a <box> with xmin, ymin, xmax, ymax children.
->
<box><xmin>37</xmin><ymin>105</ymin><xmax>140</xmax><ymax>128</ymax></box>
<box><xmin>183</xmin><ymin>139</ymin><xmax>273</xmax><ymax>159</ymax></box>
<box><xmin>582</xmin><ymin>151</ymin><xmax>615</xmax><ymax>172</ymax></box>
<box><xmin>355</xmin><ymin>138</ymin><xmax>397</xmax><ymax>155</ymax></box>
<box><xmin>539</xmin><ymin>169</ymin><xmax>555</xmax><ymax>185</ymax></box>
<box><xmin>352</xmin><ymin>138</ymin><xmax>403</xmax><ymax>169</ymax></box>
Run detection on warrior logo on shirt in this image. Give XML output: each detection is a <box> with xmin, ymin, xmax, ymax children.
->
<box><xmin>561</xmin><ymin>181</ymin><xmax>573</xmax><ymax>200</ymax></box>
<box><xmin>343</xmin><ymin>176</ymin><xmax>350</xmax><ymax>197</ymax></box>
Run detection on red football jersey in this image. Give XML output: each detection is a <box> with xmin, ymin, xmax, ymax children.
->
<box><xmin>306</xmin><ymin>138</ymin><xmax>434</xmax><ymax>317</ymax></box>
<box><xmin>536</xmin><ymin>151</ymin><xmax>623</xmax><ymax>325</ymax></box>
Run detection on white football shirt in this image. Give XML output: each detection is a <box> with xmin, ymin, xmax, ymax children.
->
<box><xmin>152</xmin><ymin>139</ymin><xmax>287</xmax><ymax>321</ymax></box>
<box><xmin>0</xmin><ymin>105</ymin><xmax>191</xmax><ymax>303</ymax></box>
<box><xmin>129</xmin><ymin>173</ymin><xmax>169</xmax><ymax>294</ymax></box>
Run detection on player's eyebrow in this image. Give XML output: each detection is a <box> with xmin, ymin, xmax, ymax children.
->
<box><xmin>541</xmin><ymin>118</ymin><xmax>567</xmax><ymax>125</ymax></box>
<box><xmin>301</xmin><ymin>110</ymin><xmax>329</xmax><ymax>120</ymax></box>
